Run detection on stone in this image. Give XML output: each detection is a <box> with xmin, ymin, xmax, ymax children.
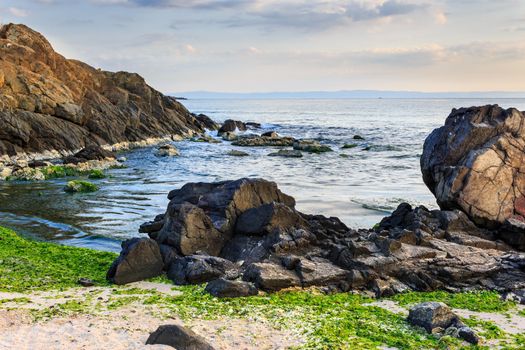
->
<box><xmin>235</xmin><ymin>202</ymin><xmax>306</xmax><ymax>235</ymax></box>
<box><xmin>232</xmin><ymin>135</ymin><xmax>295</xmax><ymax>147</ymax></box>
<box><xmin>227</xmin><ymin>150</ymin><xmax>249</xmax><ymax>157</ymax></box>
<box><xmin>262</xmin><ymin>131</ymin><xmax>278</xmax><ymax>138</ymax></box>
<box><xmin>77</xmin><ymin>278</ymin><xmax>95</xmax><ymax>287</ymax></box>
<box><xmin>222</xmin><ymin>132</ymin><xmax>237</xmax><ymax>141</ymax></box>
<box><xmin>293</xmin><ymin>140</ymin><xmax>332</xmax><ymax>153</ymax></box>
<box><xmin>353</xmin><ymin>135</ymin><xmax>365</xmax><ymax>140</ymax></box>
<box><xmin>204</xmin><ymin>278</ymin><xmax>258</xmax><ymax>298</ymax></box>
<box><xmin>218</xmin><ymin>119</ymin><xmax>246</xmax><ymax>135</ymax></box>
<box><xmin>63</xmin><ymin>180</ymin><xmax>99</xmax><ymax>193</ymax></box>
<box><xmin>245</xmin><ymin>122</ymin><xmax>261</xmax><ymax>129</ymax></box>
<box><xmin>457</xmin><ymin>326</ymin><xmax>480</xmax><ymax>344</ymax></box>
<box><xmin>421</xmin><ymin>105</ymin><xmax>525</xmax><ymax>228</ymax></box>
<box><xmin>107</xmin><ymin>238</ymin><xmax>163</xmax><ymax>285</ymax></box>
<box><xmin>155</xmin><ymin>144</ymin><xmax>179</xmax><ymax>157</ymax></box>
<box><xmin>194</xmin><ymin>113</ymin><xmax>219</xmax><ymax>131</ymax></box>
<box><xmin>63</xmin><ymin>146</ymin><xmax>115</xmax><ymax>165</ymax></box>
<box><xmin>167</xmin><ymin>255</ymin><xmax>240</xmax><ymax>285</ymax></box>
<box><xmin>407</xmin><ymin>302</ymin><xmax>459</xmax><ymax>333</ymax></box>
<box><xmin>268</xmin><ymin>149</ymin><xmax>303</xmax><ymax>158</ymax></box>
<box><xmin>243</xmin><ymin>262</ymin><xmax>301</xmax><ymax>291</ymax></box>
<box><xmin>146</xmin><ymin>324</ymin><xmax>214</xmax><ymax>350</ymax></box>
<box><xmin>0</xmin><ymin>24</ymin><xmax>207</xmax><ymax>157</ymax></box>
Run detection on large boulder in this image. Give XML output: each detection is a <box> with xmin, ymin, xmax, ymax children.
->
<box><xmin>146</xmin><ymin>324</ymin><xmax>215</xmax><ymax>350</ymax></box>
<box><xmin>217</xmin><ymin>119</ymin><xmax>246</xmax><ymax>135</ymax></box>
<box><xmin>107</xmin><ymin>238</ymin><xmax>163</xmax><ymax>285</ymax></box>
<box><xmin>407</xmin><ymin>302</ymin><xmax>459</xmax><ymax>332</ymax></box>
<box><xmin>421</xmin><ymin>105</ymin><xmax>525</xmax><ymax>228</ymax></box>
<box><xmin>155</xmin><ymin>178</ymin><xmax>296</xmax><ymax>255</ymax></box>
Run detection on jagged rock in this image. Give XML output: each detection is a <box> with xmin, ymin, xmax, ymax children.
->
<box><xmin>155</xmin><ymin>144</ymin><xmax>179</xmax><ymax>157</ymax></box>
<box><xmin>421</xmin><ymin>105</ymin><xmax>525</xmax><ymax>228</ymax></box>
<box><xmin>107</xmin><ymin>238</ymin><xmax>163</xmax><ymax>285</ymax></box>
<box><xmin>204</xmin><ymin>278</ymin><xmax>258</xmax><ymax>298</ymax></box>
<box><xmin>63</xmin><ymin>145</ymin><xmax>115</xmax><ymax>165</ymax></box>
<box><xmin>167</xmin><ymin>255</ymin><xmax>241</xmax><ymax>285</ymax></box>
<box><xmin>243</xmin><ymin>262</ymin><xmax>302</xmax><ymax>291</ymax></box>
<box><xmin>268</xmin><ymin>149</ymin><xmax>303</xmax><ymax>158</ymax></box>
<box><xmin>146</xmin><ymin>324</ymin><xmax>214</xmax><ymax>350</ymax></box>
<box><xmin>235</xmin><ymin>202</ymin><xmax>306</xmax><ymax>235</ymax></box>
<box><xmin>218</xmin><ymin>119</ymin><xmax>246</xmax><ymax>135</ymax></box>
<box><xmin>232</xmin><ymin>135</ymin><xmax>295</xmax><ymax>147</ymax></box>
<box><xmin>0</xmin><ymin>24</ymin><xmax>206</xmax><ymax>157</ymax></box>
<box><xmin>293</xmin><ymin>140</ymin><xmax>332</xmax><ymax>153</ymax></box>
<box><xmin>407</xmin><ymin>302</ymin><xmax>459</xmax><ymax>332</ymax></box>
<box><xmin>194</xmin><ymin>113</ymin><xmax>219</xmax><ymax>131</ymax></box>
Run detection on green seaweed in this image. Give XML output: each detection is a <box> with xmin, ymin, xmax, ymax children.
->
<box><xmin>64</xmin><ymin>180</ymin><xmax>99</xmax><ymax>193</ymax></box>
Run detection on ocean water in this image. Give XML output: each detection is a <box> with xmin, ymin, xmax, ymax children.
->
<box><xmin>1</xmin><ymin>98</ymin><xmax>525</xmax><ymax>252</ymax></box>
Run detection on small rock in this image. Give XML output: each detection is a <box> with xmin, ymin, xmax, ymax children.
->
<box><xmin>353</xmin><ymin>135</ymin><xmax>365</xmax><ymax>140</ymax></box>
<box><xmin>227</xmin><ymin>150</ymin><xmax>249</xmax><ymax>157</ymax></box>
<box><xmin>293</xmin><ymin>139</ymin><xmax>332</xmax><ymax>153</ymax></box>
<box><xmin>268</xmin><ymin>149</ymin><xmax>303</xmax><ymax>158</ymax></box>
<box><xmin>155</xmin><ymin>144</ymin><xmax>179</xmax><ymax>157</ymax></box>
<box><xmin>407</xmin><ymin>302</ymin><xmax>459</xmax><ymax>333</ymax></box>
<box><xmin>146</xmin><ymin>324</ymin><xmax>214</xmax><ymax>350</ymax></box>
<box><xmin>342</xmin><ymin>143</ymin><xmax>358</xmax><ymax>149</ymax></box>
<box><xmin>77</xmin><ymin>278</ymin><xmax>95</xmax><ymax>287</ymax></box>
<box><xmin>205</xmin><ymin>278</ymin><xmax>258</xmax><ymax>298</ymax></box>
<box><xmin>457</xmin><ymin>326</ymin><xmax>480</xmax><ymax>344</ymax></box>
<box><xmin>262</xmin><ymin>131</ymin><xmax>278</xmax><ymax>138</ymax></box>
<box><xmin>222</xmin><ymin>132</ymin><xmax>237</xmax><ymax>141</ymax></box>
<box><xmin>64</xmin><ymin>180</ymin><xmax>99</xmax><ymax>193</ymax></box>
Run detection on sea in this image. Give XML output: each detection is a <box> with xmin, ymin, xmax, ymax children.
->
<box><xmin>1</xmin><ymin>98</ymin><xmax>525</xmax><ymax>252</ymax></box>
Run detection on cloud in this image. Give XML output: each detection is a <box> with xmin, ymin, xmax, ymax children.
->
<box><xmin>434</xmin><ymin>10</ymin><xmax>447</xmax><ymax>24</ymax></box>
<box><xmin>7</xmin><ymin>7</ymin><xmax>29</xmax><ymax>17</ymax></box>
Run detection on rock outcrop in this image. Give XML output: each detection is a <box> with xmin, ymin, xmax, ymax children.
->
<box><xmin>0</xmin><ymin>23</ymin><xmax>206</xmax><ymax>158</ymax></box>
<box><xmin>421</xmin><ymin>105</ymin><xmax>525</xmax><ymax>228</ymax></box>
<box><xmin>110</xmin><ymin>178</ymin><xmax>525</xmax><ymax>299</ymax></box>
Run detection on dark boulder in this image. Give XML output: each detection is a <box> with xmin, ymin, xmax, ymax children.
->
<box><xmin>107</xmin><ymin>238</ymin><xmax>163</xmax><ymax>285</ymax></box>
<box><xmin>407</xmin><ymin>302</ymin><xmax>459</xmax><ymax>333</ymax></box>
<box><xmin>218</xmin><ymin>119</ymin><xmax>246</xmax><ymax>135</ymax></box>
<box><xmin>146</xmin><ymin>324</ymin><xmax>214</xmax><ymax>350</ymax></box>
<box><xmin>194</xmin><ymin>113</ymin><xmax>219</xmax><ymax>131</ymax></box>
<box><xmin>63</xmin><ymin>145</ymin><xmax>115</xmax><ymax>164</ymax></box>
<box><xmin>204</xmin><ymin>278</ymin><xmax>258</xmax><ymax>298</ymax></box>
<box><xmin>167</xmin><ymin>255</ymin><xmax>240</xmax><ymax>285</ymax></box>
<box><xmin>235</xmin><ymin>202</ymin><xmax>306</xmax><ymax>235</ymax></box>
<box><xmin>243</xmin><ymin>262</ymin><xmax>301</xmax><ymax>291</ymax></box>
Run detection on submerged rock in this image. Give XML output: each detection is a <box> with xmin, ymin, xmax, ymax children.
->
<box><xmin>227</xmin><ymin>150</ymin><xmax>249</xmax><ymax>157</ymax></box>
<box><xmin>293</xmin><ymin>140</ymin><xmax>332</xmax><ymax>153</ymax></box>
<box><xmin>268</xmin><ymin>149</ymin><xmax>303</xmax><ymax>158</ymax></box>
<box><xmin>146</xmin><ymin>324</ymin><xmax>214</xmax><ymax>350</ymax></box>
<box><xmin>155</xmin><ymin>144</ymin><xmax>180</xmax><ymax>157</ymax></box>
<box><xmin>107</xmin><ymin>238</ymin><xmax>163</xmax><ymax>285</ymax></box>
<box><xmin>63</xmin><ymin>180</ymin><xmax>99</xmax><ymax>193</ymax></box>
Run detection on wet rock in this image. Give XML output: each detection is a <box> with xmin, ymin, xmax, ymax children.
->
<box><xmin>232</xmin><ymin>135</ymin><xmax>295</xmax><ymax>147</ymax></box>
<box><xmin>293</xmin><ymin>140</ymin><xmax>332</xmax><ymax>153</ymax></box>
<box><xmin>63</xmin><ymin>145</ymin><xmax>115</xmax><ymax>165</ymax></box>
<box><xmin>458</xmin><ymin>326</ymin><xmax>480</xmax><ymax>344</ymax></box>
<box><xmin>63</xmin><ymin>180</ymin><xmax>99</xmax><ymax>193</ymax></box>
<box><xmin>342</xmin><ymin>143</ymin><xmax>358</xmax><ymax>149</ymax></box>
<box><xmin>155</xmin><ymin>144</ymin><xmax>179</xmax><ymax>157</ymax></box>
<box><xmin>194</xmin><ymin>113</ymin><xmax>219</xmax><ymax>131</ymax></box>
<box><xmin>167</xmin><ymin>255</ymin><xmax>240</xmax><ymax>285</ymax></box>
<box><xmin>421</xmin><ymin>105</ymin><xmax>525</xmax><ymax>228</ymax></box>
<box><xmin>268</xmin><ymin>149</ymin><xmax>303</xmax><ymax>158</ymax></box>
<box><xmin>204</xmin><ymin>278</ymin><xmax>258</xmax><ymax>298</ymax></box>
<box><xmin>262</xmin><ymin>131</ymin><xmax>278</xmax><ymax>138</ymax></box>
<box><xmin>235</xmin><ymin>202</ymin><xmax>306</xmax><ymax>235</ymax></box>
<box><xmin>353</xmin><ymin>135</ymin><xmax>365</xmax><ymax>140</ymax></box>
<box><xmin>107</xmin><ymin>238</ymin><xmax>163</xmax><ymax>285</ymax></box>
<box><xmin>218</xmin><ymin>119</ymin><xmax>246</xmax><ymax>135</ymax></box>
<box><xmin>146</xmin><ymin>324</ymin><xmax>214</xmax><ymax>350</ymax></box>
<box><xmin>227</xmin><ymin>150</ymin><xmax>249</xmax><ymax>157</ymax></box>
<box><xmin>222</xmin><ymin>132</ymin><xmax>237</xmax><ymax>141</ymax></box>
<box><xmin>190</xmin><ymin>135</ymin><xmax>221</xmax><ymax>143</ymax></box>
<box><xmin>407</xmin><ymin>302</ymin><xmax>459</xmax><ymax>333</ymax></box>
<box><xmin>245</xmin><ymin>122</ymin><xmax>261</xmax><ymax>129</ymax></box>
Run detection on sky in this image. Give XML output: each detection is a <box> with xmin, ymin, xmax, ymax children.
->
<box><xmin>1</xmin><ymin>0</ymin><xmax>525</xmax><ymax>93</ymax></box>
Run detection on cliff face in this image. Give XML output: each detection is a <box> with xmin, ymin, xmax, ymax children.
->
<box><xmin>0</xmin><ymin>23</ymin><xmax>204</xmax><ymax>157</ymax></box>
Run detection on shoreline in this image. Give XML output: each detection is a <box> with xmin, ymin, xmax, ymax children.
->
<box><xmin>1</xmin><ymin>225</ymin><xmax>525</xmax><ymax>349</ymax></box>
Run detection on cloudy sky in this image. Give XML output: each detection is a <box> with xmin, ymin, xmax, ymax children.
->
<box><xmin>1</xmin><ymin>0</ymin><xmax>525</xmax><ymax>93</ymax></box>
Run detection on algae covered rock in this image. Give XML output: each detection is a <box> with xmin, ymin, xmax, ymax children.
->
<box><xmin>64</xmin><ymin>180</ymin><xmax>99</xmax><ymax>193</ymax></box>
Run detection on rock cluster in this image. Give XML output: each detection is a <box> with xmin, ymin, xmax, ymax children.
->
<box><xmin>109</xmin><ymin>178</ymin><xmax>525</xmax><ymax>299</ymax></box>
<box><xmin>0</xmin><ymin>24</ymin><xmax>206</xmax><ymax>158</ymax></box>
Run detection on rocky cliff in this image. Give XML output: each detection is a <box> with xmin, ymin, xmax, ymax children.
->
<box><xmin>0</xmin><ymin>23</ymin><xmax>206</xmax><ymax>158</ymax></box>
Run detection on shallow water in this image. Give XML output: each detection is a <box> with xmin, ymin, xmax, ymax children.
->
<box><xmin>1</xmin><ymin>98</ymin><xmax>525</xmax><ymax>251</ymax></box>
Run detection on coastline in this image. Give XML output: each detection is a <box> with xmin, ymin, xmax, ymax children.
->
<box><xmin>1</xmin><ymin>225</ymin><xmax>525</xmax><ymax>349</ymax></box>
